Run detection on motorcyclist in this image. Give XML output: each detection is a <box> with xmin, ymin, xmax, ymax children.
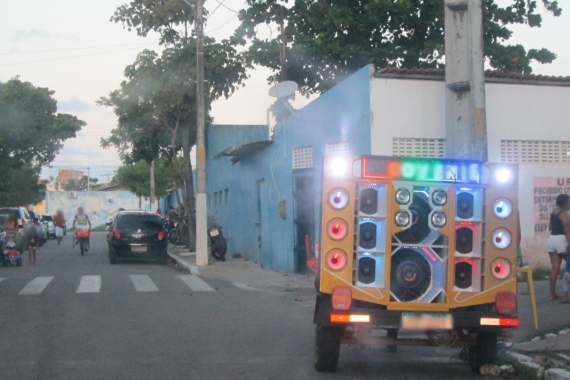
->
<box><xmin>73</xmin><ymin>207</ymin><xmax>92</xmax><ymax>251</ymax></box>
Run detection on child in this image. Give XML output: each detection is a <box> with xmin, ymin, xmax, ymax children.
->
<box><xmin>27</xmin><ymin>218</ymin><xmax>39</xmax><ymax>265</ymax></box>
<box><xmin>562</xmin><ymin>256</ymin><xmax>570</xmax><ymax>303</ymax></box>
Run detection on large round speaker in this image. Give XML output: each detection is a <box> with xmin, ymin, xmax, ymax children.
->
<box><xmin>390</xmin><ymin>249</ymin><xmax>431</xmax><ymax>302</ymax></box>
<box><xmin>455</xmin><ymin>227</ymin><xmax>473</xmax><ymax>254</ymax></box>
<box><xmin>395</xmin><ymin>195</ymin><xmax>432</xmax><ymax>244</ymax></box>
<box><xmin>455</xmin><ymin>261</ymin><xmax>473</xmax><ymax>289</ymax></box>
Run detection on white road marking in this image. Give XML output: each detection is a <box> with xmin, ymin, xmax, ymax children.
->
<box><xmin>19</xmin><ymin>277</ymin><xmax>54</xmax><ymax>295</ymax></box>
<box><xmin>175</xmin><ymin>275</ymin><xmax>214</xmax><ymax>292</ymax></box>
<box><xmin>76</xmin><ymin>276</ymin><xmax>101</xmax><ymax>293</ymax></box>
<box><xmin>129</xmin><ymin>275</ymin><xmax>158</xmax><ymax>292</ymax></box>
<box><xmin>232</xmin><ymin>282</ymin><xmax>257</xmax><ymax>291</ymax></box>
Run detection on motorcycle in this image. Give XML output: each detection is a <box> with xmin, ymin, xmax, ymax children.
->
<box><xmin>2</xmin><ymin>232</ymin><xmax>23</xmax><ymax>267</ymax></box>
<box><xmin>208</xmin><ymin>224</ymin><xmax>227</xmax><ymax>261</ymax></box>
<box><xmin>74</xmin><ymin>225</ymin><xmax>91</xmax><ymax>256</ymax></box>
<box><xmin>167</xmin><ymin>219</ymin><xmax>181</xmax><ymax>245</ymax></box>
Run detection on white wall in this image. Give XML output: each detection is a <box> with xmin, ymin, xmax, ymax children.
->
<box><xmin>369</xmin><ymin>78</ymin><xmax>570</xmax><ymax>268</ymax></box>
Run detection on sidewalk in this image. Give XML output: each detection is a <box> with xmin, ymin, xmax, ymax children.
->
<box><xmin>167</xmin><ymin>244</ymin><xmax>315</xmax><ymax>291</ymax></box>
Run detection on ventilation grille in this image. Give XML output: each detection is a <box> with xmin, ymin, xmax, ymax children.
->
<box><xmin>501</xmin><ymin>140</ymin><xmax>570</xmax><ymax>163</ymax></box>
<box><xmin>392</xmin><ymin>138</ymin><xmax>446</xmax><ymax>158</ymax></box>
<box><xmin>326</xmin><ymin>141</ymin><xmax>349</xmax><ymax>156</ymax></box>
<box><xmin>293</xmin><ymin>146</ymin><xmax>313</xmax><ymax>169</ymax></box>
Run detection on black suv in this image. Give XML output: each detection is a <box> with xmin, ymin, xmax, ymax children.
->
<box><xmin>106</xmin><ymin>211</ymin><xmax>168</xmax><ymax>264</ymax></box>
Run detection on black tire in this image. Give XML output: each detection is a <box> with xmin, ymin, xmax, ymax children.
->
<box><xmin>168</xmin><ymin>230</ymin><xmax>179</xmax><ymax>245</ymax></box>
<box><xmin>211</xmin><ymin>248</ymin><xmax>222</xmax><ymax>260</ymax></box>
<box><xmin>109</xmin><ymin>249</ymin><xmax>117</xmax><ymax>264</ymax></box>
<box><xmin>16</xmin><ymin>260</ymin><xmax>22</xmax><ymax>267</ymax></box>
<box><xmin>469</xmin><ymin>331</ymin><xmax>498</xmax><ymax>373</ymax></box>
<box><xmin>80</xmin><ymin>241</ymin><xmax>85</xmax><ymax>256</ymax></box>
<box><xmin>159</xmin><ymin>254</ymin><xmax>168</xmax><ymax>265</ymax></box>
<box><xmin>2</xmin><ymin>261</ymin><xmax>7</xmax><ymax>267</ymax></box>
<box><xmin>314</xmin><ymin>325</ymin><xmax>341</xmax><ymax>372</ymax></box>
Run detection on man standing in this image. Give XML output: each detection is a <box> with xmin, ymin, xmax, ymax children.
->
<box><xmin>27</xmin><ymin>218</ymin><xmax>40</xmax><ymax>265</ymax></box>
<box><xmin>54</xmin><ymin>210</ymin><xmax>65</xmax><ymax>245</ymax></box>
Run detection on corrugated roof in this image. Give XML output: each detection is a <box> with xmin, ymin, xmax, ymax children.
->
<box><xmin>374</xmin><ymin>67</ymin><xmax>570</xmax><ymax>86</ymax></box>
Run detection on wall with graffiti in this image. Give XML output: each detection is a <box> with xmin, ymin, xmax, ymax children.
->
<box><xmin>45</xmin><ymin>191</ymin><xmax>150</xmax><ymax>229</ymax></box>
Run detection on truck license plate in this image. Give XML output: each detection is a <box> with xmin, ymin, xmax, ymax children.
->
<box><xmin>401</xmin><ymin>312</ymin><xmax>453</xmax><ymax>330</ymax></box>
<box><xmin>132</xmin><ymin>246</ymin><xmax>147</xmax><ymax>253</ymax></box>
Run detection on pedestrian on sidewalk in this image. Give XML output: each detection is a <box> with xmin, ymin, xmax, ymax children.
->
<box><xmin>561</xmin><ymin>254</ymin><xmax>570</xmax><ymax>303</ymax></box>
<box><xmin>27</xmin><ymin>218</ymin><xmax>40</xmax><ymax>265</ymax></box>
<box><xmin>54</xmin><ymin>210</ymin><xmax>65</xmax><ymax>245</ymax></box>
<box><xmin>547</xmin><ymin>194</ymin><xmax>570</xmax><ymax>300</ymax></box>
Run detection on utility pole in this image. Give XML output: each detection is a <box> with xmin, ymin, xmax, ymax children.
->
<box><xmin>150</xmin><ymin>159</ymin><xmax>156</xmax><ymax>212</ymax></box>
<box><xmin>87</xmin><ymin>167</ymin><xmax>91</xmax><ymax>192</ymax></box>
<box><xmin>195</xmin><ymin>0</ymin><xmax>208</xmax><ymax>266</ymax></box>
<box><xmin>444</xmin><ymin>0</ymin><xmax>487</xmax><ymax>162</ymax></box>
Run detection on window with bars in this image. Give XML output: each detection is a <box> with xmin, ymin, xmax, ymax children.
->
<box><xmin>392</xmin><ymin>138</ymin><xmax>446</xmax><ymax>158</ymax></box>
<box><xmin>326</xmin><ymin>141</ymin><xmax>350</xmax><ymax>156</ymax></box>
<box><xmin>293</xmin><ymin>146</ymin><xmax>314</xmax><ymax>169</ymax></box>
<box><xmin>501</xmin><ymin>140</ymin><xmax>570</xmax><ymax>163</ymax></box>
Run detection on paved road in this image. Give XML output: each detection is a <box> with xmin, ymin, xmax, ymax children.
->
<box><xmin>0</xmin><ymin>232</ymin><xmax>478</xmax><ymax>380</ymax></box>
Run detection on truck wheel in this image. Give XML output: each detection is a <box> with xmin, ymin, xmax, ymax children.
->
<box><xmin>314</xmin><ymin>325</ymin><xmax>341</xmax><ymax>372</ymax></box>
<box><xmin>469</xmin><ymin>332</ymin><xmax>498</xmax><ymax>373</ymax></box>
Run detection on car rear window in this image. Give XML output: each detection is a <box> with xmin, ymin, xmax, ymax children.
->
<box><xmin>0</xmin><ymin>208</ymin><xmax>16</xmax><ymax>215</ymax></box>
<box><xmin>42</xmin><ymin>215</ymin><xmax>53</xmax><ymax>221</ymax></box>
<box><xmin>116</xmin><ymin>214</ymin><xmax>162</xmax><ymax>232</ymax></box>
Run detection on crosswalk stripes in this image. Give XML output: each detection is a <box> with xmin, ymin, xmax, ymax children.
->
<box><xmin>175</xmin><ymin>275</ymin><xmax>214</xmax><ymax>292</ymax></box>
<box><xmin>0</xmin><ymin>274</ymin><xmax>258</xmax><ymax>296</ymax></box>
<box><xmin>129</xmin><ymin>274</ymin><xmax>159</xmax><ymax>292</ymax></box>
<box><xmin>76</xmin><ymin>275</ymin><xmax>101</xmax><ymax>293</ymax></box>
<box><xmin>19</xmin><ymin>276</ymin><xmax>54</xmax><ymax>295</ymax></box>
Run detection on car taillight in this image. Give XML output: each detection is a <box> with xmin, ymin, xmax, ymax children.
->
<box><xmin>158</xmin><ymin>230</ymin><xmax>165</xmax><ymax>240</ymax></box>
<box><xmin>114</xmin><ymin>229</ymin><xmax>121</xmax><ymax>239</ymax></box>
<box><xmin>331</xmin><ymin>286</ymin><xmax>352</xmax><ymax>311</ymax></box>
<box><xmin>495</xmin><ymin>291</ymin><xmax>517</xmax><ymax>316</ymax></box>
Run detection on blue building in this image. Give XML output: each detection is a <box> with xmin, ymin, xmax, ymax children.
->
<box><xmin>207</xmin><ymin>66</ymin><xmax>372</xmax><ymax>273</ymax></box>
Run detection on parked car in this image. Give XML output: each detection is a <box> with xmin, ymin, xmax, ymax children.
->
<box><xmin>41</xmin><ymin>214</ymin><xmax>56</xmax><ymax>238</ymax></box>
<box><xmin>106</xmin><ymin>211</ymin><xmax>168</xmax><ymax>264</ymax></box>
<box><xmin>27</xmin><ymin>210</ymin><xmax>47</xmax><ymax>245</ymax></box>
<box><xmin>0</xmin><ymin>207</ymin><xmax>32</xmax><ymax>231</ymax></box>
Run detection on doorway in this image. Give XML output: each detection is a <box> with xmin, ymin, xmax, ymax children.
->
<box><xmin>255</xmin><ymin>179</ymin><xmax>265</xmax><ymax>266</ymax></box>
<box><xmin>293</xmin><ymin>169</ymin><xmax>315</xmax><ymax>274</ymax></box>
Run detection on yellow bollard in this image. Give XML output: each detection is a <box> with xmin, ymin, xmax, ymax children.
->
<box><xmin>517</xmin><ymin>266</ymin><xmax>539</xmax><ymax>330</ymax></box>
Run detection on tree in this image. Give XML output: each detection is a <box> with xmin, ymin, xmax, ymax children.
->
<box><xmin>0</xmin><ymin>77</ymin><xmax>85</xmax><ymax>205</ymax></box>
<box><xmin>62</xmin><ymin>176</ymin><xmax>98</xmax><ymax>191</ymax></box>
<box><xmin>114</xmin><ymin>158</ymin><xmax>177</xmax><ymax>199</ymax></box>
<box><xmin>99</xmin><ymin>39</ymin><xmax>247</xmax><ymax>248</ymax></box>
<box><xmin>233</xmin><ymin>0</ymin><xmax>562</xmax><ymax>95</ymax></box>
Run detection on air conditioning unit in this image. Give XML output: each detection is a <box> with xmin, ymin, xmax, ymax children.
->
<box><xmin>68</xmin><ymin>191</ymin><xmax>77</xmax><ymax>198</ymax></box>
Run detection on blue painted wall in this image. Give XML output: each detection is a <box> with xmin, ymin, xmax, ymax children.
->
<box><xmin>207</xmin><ymin>66</ymin><xmax>372</xmax><ymax>273</ymax></box>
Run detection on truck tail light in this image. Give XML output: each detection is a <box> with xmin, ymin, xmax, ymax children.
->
<box><xmin>495</xmin><ymin>291</ymin><xmax>516</xmax><ymax>316</ymax></box>
<box><xmin>331</xmin><ymin>286</ymin><xmax>352</xmax><ymax>311</ymax></box>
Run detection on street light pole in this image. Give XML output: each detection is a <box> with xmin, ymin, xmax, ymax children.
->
<box><xmin>195</xmin><ymin>0</ymin><xmax>208</xmax><ymax>266</ymax></box>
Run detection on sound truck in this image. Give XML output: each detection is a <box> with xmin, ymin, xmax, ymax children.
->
<box><xmin>313</xmin><ymin>155</ymin><xmax>518</xmax><ymax>373</ymax></box>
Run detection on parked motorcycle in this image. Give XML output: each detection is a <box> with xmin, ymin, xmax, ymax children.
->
<box><xmin>2</xmin><ymin>232</ymin><xmax>23</xmax><ymax>267</ymax></box>
<box><xmin>167</xmin><ymin>219</ymin><xmax>181</xmax><ymax>245</ymax></box>
<box><xmin>208</xmin><ymin>224</ymin><xmax>227</xmax><ymax>261</ymax></box>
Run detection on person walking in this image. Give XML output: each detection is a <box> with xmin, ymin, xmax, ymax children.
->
<box><xmin>547</xmin><ymin>194</ymin><xmax>570</xmax><ymax>300</ymax></box>
<box><xmin>54</xmin><ymin>210</ymin><xmax>65</xmax><ymax>245</ymax></box>
<box><xmin>27</xmin><ymin>218</ymin><xmax>40</xmax><ymax>265</ymax></box>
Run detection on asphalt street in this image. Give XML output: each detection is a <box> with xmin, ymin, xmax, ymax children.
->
<box><xmin>0</xmin><ymin>232</ymin><xmax>479</xmax><ymax>380</ymax></box>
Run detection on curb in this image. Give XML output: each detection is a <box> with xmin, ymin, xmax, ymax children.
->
<box><xmin>167</xmin><ymin>249</ymin><xmax>200</xmax><ymax>275</ymax></box>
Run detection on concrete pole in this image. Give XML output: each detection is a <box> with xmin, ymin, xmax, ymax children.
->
<box><xmin>444</xmin><ymin>0</ymin><xmax>488</xmax><ymax>162</ymax></box>
<box><xmin>195</xmin><ymin>0</ymin><xmax>208</xmax><ymax>265</ymax></box>
<box><xmin>150</xmin><ymin>159</ymin><xmax>156</xmax><ymax>211</ymax></box>
<box><xmin>87</xmin><ymin>167</ymin><xmax>90</xmax><ymax>192</ymax></box>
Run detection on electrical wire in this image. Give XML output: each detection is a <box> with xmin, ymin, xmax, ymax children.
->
<box><xmin>0</xmin><ymin>42</ymin><xmax>157</xmax><ymax>56</ymax></box>
<box><xmin>206</xmin><ymin>14</ymin><xmax>238</xmax><ymax>35</ymax></box>
<box><xmin>212</xmin><ymin>0</ymin><xmax>238</xmax><ymax>13</ymax></box>
<box><xmin>0</xmin><ymin>46</ymin><xmax>150</xmax><ymax>67</ymax></box>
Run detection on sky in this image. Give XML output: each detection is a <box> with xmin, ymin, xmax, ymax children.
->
<box><xmin>1</xmin><ymin>0</ymin><xmax>569</xmax><ymax>184</ymax></box>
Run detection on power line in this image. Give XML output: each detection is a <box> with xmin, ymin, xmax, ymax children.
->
<box><xmin>213</xmin><ymin>0</ymin><xmax>238</xmax><ymax>13</ymax></box>
<box><xmin>0</xmin><ymin>42</ymin><xmax>157</xmax><ymax>56</ymax></box>
<box><xmin>207</xmin><ymin>14</ymin><xmax>238</xmax><ymax>34</ymax></box>
<box><xmin>0</xmin><ymin>46</ymin><xmax>150</xmax><ymax>67</ymax></box>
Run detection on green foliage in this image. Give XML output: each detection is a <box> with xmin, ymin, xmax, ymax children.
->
<box><xmin>99</xmin><ymin>38</ymin><xmax>247</xmax><ymax>163</ymax></box>
<box><xmin>233</xmin><ymin>0</ymin><xmax>563</xmax><ymax>95</ymax></box>
<box><xmin>114</xmin><ymin>159</ymin><xmax>177</xmax><ymax>199</ymax></box>
<box><xmin>0</xmin><ymin>77</ymin><xmax>85</xmax><ymax>205</ymax></box>
<box><xmin>62</xmin><ymin>176</ymin><xmax>98</xmax><ymax>192</ymax></box>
